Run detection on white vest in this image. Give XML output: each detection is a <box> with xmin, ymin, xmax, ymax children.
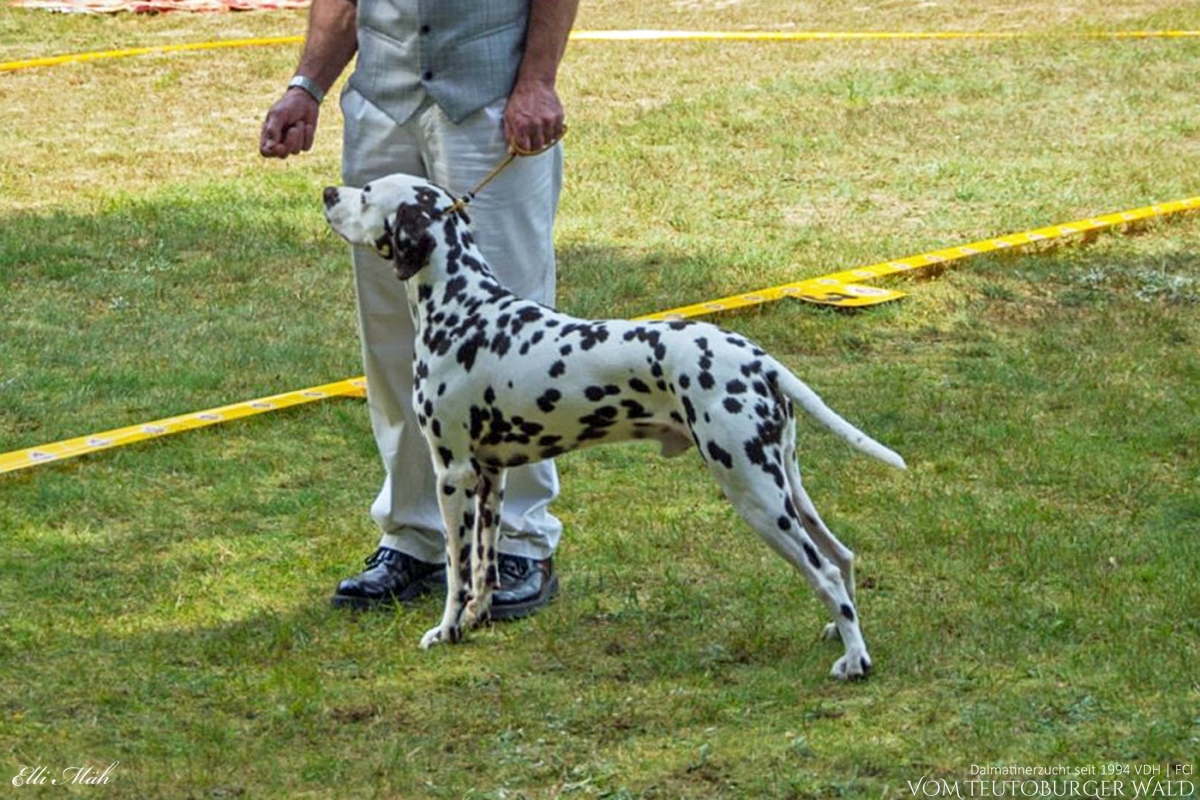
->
<box><xmin>349</xmin><ymin>0</ymin><xmax>529</xmax><ymax>125</ymax></box>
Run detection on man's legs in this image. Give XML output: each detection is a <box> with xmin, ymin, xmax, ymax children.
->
<box><xmin>333</xmin><ymin>88</ymin><xmax>562</xmax><ymax>613</ymax></box>
<box><xmin>417</xmin><ymin>99</ymin><xmax>563</xmax><ymax>561</ymax></box>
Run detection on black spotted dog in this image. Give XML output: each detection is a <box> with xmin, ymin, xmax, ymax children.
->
<box><xmin>323</xmin><ymin>173</ymin><xmax>906</xmax><ymax>680</ymax></box>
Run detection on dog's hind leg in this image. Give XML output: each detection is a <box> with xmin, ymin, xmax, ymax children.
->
<box><xmin>737</xmin><ymin>488</ymin><xmax>871</xmax><ymax>679</ymax></box>
<box><xmin>782</xmin><ymin>449</ymin><xmax>858</xmax><ymax>642</ymax></box>
<box><xmin>701</xmin><ymin>438</ymin><xmax>872</xmax><ymax>680</ymax></box>
<box><xmin>463</xmin><ymin>467</ymin><xmax>505</xmax><ymax>628</ymax></box>
<box><xmin>420</xmin><ymin>461</ymin><xmax>480</xmax><ymax>649</ymax></box>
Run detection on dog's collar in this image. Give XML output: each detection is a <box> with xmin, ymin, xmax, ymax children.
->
<box><xmin>432</xmin><ymin>197</ymin><xmax>472</xmax><ymax>221</ymax></box>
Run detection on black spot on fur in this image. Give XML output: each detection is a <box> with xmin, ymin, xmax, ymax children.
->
<box><xmin>491</xmin><ymin>331</ymin><xmax>512</xmax><ymax>357</ymax></box>
<box><xmin>536</xmin><ymin>388</ymin><xmax>562</xmax><ymax>413</ymax></box>
<box><xmin>580</xmin><ymin>406</ymin><xmax>619</xmax><ymax>427</ymax></box>
<box><xmin>468</xmin><ymin>406</ymin><xmax>486</xmax><ymax>439</ymax></box>
<box><xmin>681</xmin><ymin>396</ymin><xmax>697</xmax><ymax>424</ymax></box>
<box><xmin>456</xmin><ymin>333</ymin><xmax>487</xmax><ymax>371</ymax></box>
<box><xmin>744</xmin><ymin>437</ymin><xmax>766</xmax><ymax>467</ymax></box>
<box><xmin>706</xmin><ymin>441</ymin><xmax>734</xmax><ymax>469</ymax></box>
<box><xmin>442</xmin><ymin>276</ymin><xmax>468</xmax><ymax>304</ymax></box>
<box><xmin>620</xmin><ymin>399</ymin><xmax>653</xmax><ymax>419</ymax></box>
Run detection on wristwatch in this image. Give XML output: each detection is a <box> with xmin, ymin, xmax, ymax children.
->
<box><xmin>287</xmin><ymin>75</ymin><xmax>326</xmax><ymax>105</ymax></box>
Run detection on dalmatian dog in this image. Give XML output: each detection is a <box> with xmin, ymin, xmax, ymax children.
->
<box><xmin>323</xmin><ymin>173</ymin><xmax>906</xmax><ymax>680</ymax></box>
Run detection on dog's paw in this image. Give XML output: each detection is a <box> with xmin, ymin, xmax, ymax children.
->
<box><xmin>419</xmin><ymin>624</ymin><xmax>461</xmax><ymax>649</ymax></box>
<box><xmin>831</xmin><ymin>653</ymin><xmax>873</xmax><ymax>681</ymax></box>
<box><xmin>821</xmin><ymin>622</ymin><xmax>842</xmax><ymax>642</ymax></box>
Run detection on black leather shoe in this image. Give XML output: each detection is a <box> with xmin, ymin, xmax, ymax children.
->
<box><xmin>489</xmin><ymin>555</ymin><xmax>559</xmax><ymax>620</ymax></box>
<box><xmin>331</xmin><ymin>547</ymin><xmax>446</xmax><ymax>610</ymax></box>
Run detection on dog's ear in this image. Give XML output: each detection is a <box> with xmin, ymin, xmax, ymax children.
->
<box><xmin>389</xmin><ymin>199</ymin><xmax>438</xmax><ymax>281</ymax></box>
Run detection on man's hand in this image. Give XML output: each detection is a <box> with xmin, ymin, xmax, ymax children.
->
<box><xmin>260</xmin><ymin>88</ymin><xmax>320</xmax><ymax>159</ymax></box>
<box><xmin>504</xmin><ymin>0</ymin><xmax>578</xmax><ymax>155</ymax></box>
<box><xmin>257</xmin><ymin>0</ymin><xmax>355</xmax><ymax>160</ymax></box>
<box><xmin>503</xmin><ymin>79</ymin><xmax>565</xmax><ymax>155</ymax></box>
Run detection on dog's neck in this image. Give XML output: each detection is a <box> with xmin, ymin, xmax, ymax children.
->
<box><xmin>403</xmin><ymin>214</ymin><xmax>515</xmax><ymax>327</ymax></box>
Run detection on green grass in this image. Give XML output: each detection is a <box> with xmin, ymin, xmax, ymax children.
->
<box><xmin>2</xmin><ymin>1</ymin><xmax>1200</xmax><ymax>797</ymax></box>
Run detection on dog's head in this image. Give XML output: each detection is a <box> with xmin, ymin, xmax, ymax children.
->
<box><xmin>322</xmin><ymin>174</ymin><xmax>462</xmax><ymax>280</ymax></box>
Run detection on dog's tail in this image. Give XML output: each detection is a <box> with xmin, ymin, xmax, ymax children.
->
<box><xmin>773</xmin><ymin>366</ymin><xmax>907</xmax><ymax>470</ymax></box>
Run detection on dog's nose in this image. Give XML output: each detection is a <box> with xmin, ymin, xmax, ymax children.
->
<box><xmin>322</xmin><ymin>186</ymin><xmax>340</xmax><ymax>208</ymax></box>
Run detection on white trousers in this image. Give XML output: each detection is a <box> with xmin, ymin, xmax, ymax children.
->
<box><xmin>340</xmin><ymin>87</ymin><xmax>563</xmax><ymax>563</ymax></box>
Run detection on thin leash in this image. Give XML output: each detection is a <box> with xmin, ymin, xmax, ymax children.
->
<box><xmin>440</xmin><ymin>125</ymin><xmax>568</xmax><ymax>218</ymax></box>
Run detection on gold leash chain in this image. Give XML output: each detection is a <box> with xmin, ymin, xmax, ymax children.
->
<box><xmin>444</xmin><ymin>125</ymin><xmax>568</xmax><ymax>217</ymax></box>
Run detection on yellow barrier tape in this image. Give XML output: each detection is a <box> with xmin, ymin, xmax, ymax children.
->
<box><xmin>571</xmin><ymin>29</ymin><xmax>1200</xmax><ymax>42</ymax></box>
<box><xmin>2</xmin><ymin>29</ymin><xmax>1197</xmax><ymax>73</ymax></box>
<box><xmin>639</xmin><ymin>195</ymin><xmax>1200</xmax><ymax>318</ymax></box>
<box><xmin>3</xmin><ymin>195</ymin><xmax>1197</xmax><ymax>475</ymax></box>
<box><xmin>0</xmin><ymin>378</ymin><xmax>365</xmax><ymax>475</ymax></box>
<box><xmin>0</xmin><ymin>35</ymin><xmax>303</xmax><ymax>72</ymax></box>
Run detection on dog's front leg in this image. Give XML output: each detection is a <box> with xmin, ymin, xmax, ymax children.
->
<box><xmin>420</xmin><ymin>462</ymin><xmax>479</xmax><ymax>649</ymax></box>
<box><xmin>463</xmin><ymin>467</ymin><xmax>506</xmax><ymax>628</ymax></box>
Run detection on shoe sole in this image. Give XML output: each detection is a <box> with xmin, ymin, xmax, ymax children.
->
<box><xmin>329</xmin><ymin>574</ymin><xmax>443</xmax><ymax>611</ymax></box>
<box><xmin>332</xmin><ymin>574</ymin><xmax>561</xmax><ymax>620</ymax></box>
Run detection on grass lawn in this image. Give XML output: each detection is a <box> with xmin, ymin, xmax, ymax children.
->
<box><xmin>1</xmin><ymin>1</ymin><xmax>1198</xmax><ymax>797</ymax></box>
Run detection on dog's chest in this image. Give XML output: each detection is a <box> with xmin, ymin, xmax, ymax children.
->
<box><xmin>414</xmin><ymin>300</ymin><xmax>613</xmax><ymax>412</ymax></box>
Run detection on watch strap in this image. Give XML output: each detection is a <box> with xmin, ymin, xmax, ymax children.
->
<box><xmin>287</xmin><ymin>75</ymin><xmax>326</xmax><ymax>105</ymax></box>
